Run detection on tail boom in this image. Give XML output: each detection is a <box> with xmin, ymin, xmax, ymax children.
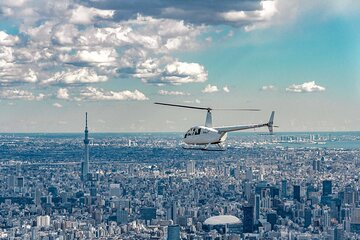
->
<box><xmin>214</xmin><ymin>111</ymin><xmax>275</xmax><ymax>134</ymax></box>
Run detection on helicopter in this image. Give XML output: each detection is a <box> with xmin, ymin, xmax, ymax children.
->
<box><xmin>155</xmin><ymin>102</ymin><xmax>276</xmax><ymax>150</ymax></box>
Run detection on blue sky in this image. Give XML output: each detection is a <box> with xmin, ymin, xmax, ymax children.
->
<box><xmin>0</xmin><ymin>0</ymin><xmax>359</xmax><ymax>132</ymax></box>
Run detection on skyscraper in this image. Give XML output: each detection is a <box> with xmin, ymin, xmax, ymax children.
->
<box><xmin>293</xmin><ymin>185</ymin><xmax>301</xmax><ymax>202</ymax></box>
<box><xmin>186</xmin><ymin>160</ymin><xmax>195</xmax><ymax>175</ymax></box>
<box><xmin>266</xmin><ymin>211</ymin><xmax>277</xmax><ymax>230</ymax></box>
<box><xmin>167</xmin><ymin>201</ymin><xmax>178</xmax><ymax>224</ymax></box>
<box><xmin>281</xmin><ymin>179</ymin><xmax>287</xmax><ymax>199</ymax></box>
<box><xmin>140</xmin><ymin>207</ymin><xmax>157</xmax><ymax>222</ymax></box>
<box><xmin>304</xmin><ymin>207</ymin><xmax>312</xmax><ymax>228</ymax></box>
<box><xmin>313</xmin><ymin>159</ymin><xmax>321</xmax><ymax>171</ymax></box>
<box><xmin>243</xmin><ymin>205</ymin><xmax>254</xmax><ymax>233</ymax></box>
<box><xmin>322</xmin><ymin>180</ymin><xmax>332</xmax><ymax>196</ymax></box>
<box><xmin>254</xmin><ymin>194</ymin><xmax>260</xmax><ymax>224</ymax></box>
<box><xmin>246</xmin><ymin>167</ymin><xmax>253</xmax><ymax>182</ymax></box>
<box><xmin>167</xmin><ymin>225</ymin><xmax>180</xmax><ymax>240</ymax></box>
<box><xmin>81</xmin><ymin>112</ymin><xmax>90</xmax><ymax>181</ymax></box>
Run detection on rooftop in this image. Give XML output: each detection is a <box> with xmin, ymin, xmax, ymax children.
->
<box><xmin>204</xmin><ymin>215</ymin><xmax>241</xmax><ymax>225</ymax></box>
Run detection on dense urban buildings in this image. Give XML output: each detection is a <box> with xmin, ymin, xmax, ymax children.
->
<box><xmin>0</xmin><ymin>132</ymin><xmax>360</xmax><ymax>239</ymax></box>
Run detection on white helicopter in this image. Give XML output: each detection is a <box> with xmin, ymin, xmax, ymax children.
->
<box><xmin>155</xmin><ymin>102</ymin><xmax>276</xmax><ymax>150</ymax></box>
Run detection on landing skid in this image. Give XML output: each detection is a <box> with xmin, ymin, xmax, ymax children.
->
<box><xmin>181</xmin><ymin>143</ymin><xmax>226</xmax><ymax>151</ymax></box>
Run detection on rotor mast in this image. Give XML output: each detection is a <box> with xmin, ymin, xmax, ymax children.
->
<box><xmin>205</xmin><ymin>109</ymin><xmax>212</xmax><ymax>127</ymax></box>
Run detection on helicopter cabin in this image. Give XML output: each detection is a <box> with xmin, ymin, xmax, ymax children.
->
<box><xmin>184</xmin><ymin>127</ymin><xmax>212</xmax><ymax>138</ymax></box>
<box><xmin>184</xmin><ymin>127</ymin><xmax>202</xmax><ymax>138</ymax></box>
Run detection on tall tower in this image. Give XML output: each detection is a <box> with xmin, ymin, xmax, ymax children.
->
<box><xmin>81</xmin><ymin>112</ymin><xmax>90</xmax><ymax>181</ymax></box>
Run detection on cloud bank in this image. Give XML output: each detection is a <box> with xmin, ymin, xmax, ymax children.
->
<box><xmin>286</xmin><ymin>81</ymin><xmax>325</xmax><ymax>93</ymax></box>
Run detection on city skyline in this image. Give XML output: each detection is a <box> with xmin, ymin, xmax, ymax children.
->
<box><xmin>0</xmin><ymin>0</ymin><xmax>360</xmax><ymax>132</ymax></box>
<box><xmin>2</xmin><ymin>131</ymin><xmax>360</xmax><ymax>239</ymax></box>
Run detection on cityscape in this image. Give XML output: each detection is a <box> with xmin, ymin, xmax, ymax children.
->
<box><xmin>1</xmin><ymin>115</ymin><xmax>360</xmax><ymax>239</ymax></box>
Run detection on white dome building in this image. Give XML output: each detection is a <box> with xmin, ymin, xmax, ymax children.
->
<box><xmin>204</xmin><ymin>215</ymin><xmax>241</xmax><ymax>225</ymax></box>
<box><xmin>203</xmin><ymin>215</ymin><xmax>241</xmax><ymax>234</ymax></box>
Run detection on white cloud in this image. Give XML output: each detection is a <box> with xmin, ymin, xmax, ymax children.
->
<box><xmin>25</xmin><ymin>21</ymin><xmax>55</xmax><ymax>45</ymax></box>
<box><xmin>0</xmin><ymin>47</ymin><xmax>38</xmax><ymax>84</ymax></box>
<box><xmin>220</xmin><ymin>0</ymin><xmax>277</xmax><ymax>30</ymax></box>
<box><xmin>0</xmin><ymin>3</ymin><xmax>206</xmax><ymax>91</ymax></box>
<box><xmin>158</xmin><ymin>90</ymin><xmax>189</xmax><ymax>96</ymax></box>
<box><xmin>53</xmin><ymin>102</ymin><xmax>63</xmax><ymax>108</ymax></box>
<box><xmin>80</xmin><ymin>87</ymin><xmax>148</xmax><ymax>101</ymax></box>
<box><xmin>261</xmin><ymin>85</ymin><xmax>277</xmax><ymax>91</ymax></box>
<box><xmin>1</xmin><ymin>0</ymin><xmax>330</xmax><ymax>103</ymax></box>
<box><xmin>220</xmin><ymin>11</ymin><xmax>248</xmax><ymax>22</ymax></box>
<box><xmin>0</xmin><ymin>46</ymin><xmax>38</xmax><ymax>84</ymax></box>
<box><xmin>56</xmin><ymin>88</ymin><xmax>70</xmax><ymax>99</ymax></box>
<box><xmin>44</xmin><ymin>68</ymin><xmax>108</xmax><ymax>85</ymax></box>
<box><xmin>128</xmin><ymin>59</ymin><xmax>208</xmax><ymax>85</ymax></box>
<box><xmin>160</xmin><ymin>61</ymin><xmax>207</xmax><ymax>84</ymax></box>
<box><xmin>223</xmin><ymin>85</ymin><xmax>230</xmax><ymax>93</ymax></box>
<box><xmin>0</xmin><ymin>0</ymin><xmax>25</xmax><ymax>7</ymax></box>
<box><xmin>202</xmin><ymin>84</ymin><xmax>219</xmax><ymax>93</ymax></box>
<box><xmin>0</xmin><ymin>89</ymin><xmax>44</xmax><ymax>100</ymax></box>
<box><xmin>286</xmin><ymin>81</ymin><xmax>326</xmax><ymax>93</ymax></box>
<box><xmin>69</xmin><ymin>5</ymin><xmax>114</xmax><ymax>25</ymax></box>
<box><xmin>0</xmin><ymin>31</ymin><xmax>20</xmax><ymax>46</ymax></box>
<box><xmin>61</xmin><ymin>48</ymin><xmax>117</xmax><ymax>66</ymax></box>
<box><xmin>52</xmin><ymin>24</ymin><xmax>79</xmax><ymax>45</ymax></box>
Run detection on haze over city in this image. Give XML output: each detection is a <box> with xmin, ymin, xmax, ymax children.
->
<box><xmin>0</xmin><ymin>0</ymin><xmax>360</xmax><ymax>132</ymax></box>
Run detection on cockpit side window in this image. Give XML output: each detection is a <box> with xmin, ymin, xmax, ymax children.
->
<box><xmin>195</xmin><ymin>128</ymin><xmax>201</xmax><ymax>135</ymax></box>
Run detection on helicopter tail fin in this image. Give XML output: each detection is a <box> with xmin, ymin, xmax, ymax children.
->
<box><xmin>267</xmin><ymin>111</ymin><xmax>275</xmax><ymax>133</ymax></box>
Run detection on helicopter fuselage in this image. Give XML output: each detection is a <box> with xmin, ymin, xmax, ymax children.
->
<box><xmin>183</xmin><ymin>126</ymin><xmax>228</xmax><ymax>145</ymax></box>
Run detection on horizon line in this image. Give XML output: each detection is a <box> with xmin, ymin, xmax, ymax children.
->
<box><xmin>0</xmin><ymin>131</ymin><xmax>359</xmax><ymax>134</ymax></box>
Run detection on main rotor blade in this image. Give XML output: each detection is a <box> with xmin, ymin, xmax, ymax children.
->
<box><xmin>155</xmin><ymin>102</ymin><xmax>261</xmax><ymax>112</ymax></box>
<box><xmin>212</xmin><ymin>108</ymin><xmax>260</xmax><ymax>111</ymax></box>
<box><xmin>154</xmin><ymin>102</ymin><xmax>210</xmax><ymax>111</ymax></box>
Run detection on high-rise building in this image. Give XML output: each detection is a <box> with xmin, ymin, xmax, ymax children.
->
<box><xmin>167</xmin><ymin>225</ymin><xmax>180</xmax><ymax>240</ymax></box>
<box><xmin>244</xmin><ymin>182</ymin><xmax>252</xmax><ymax>201</ymax></box>
<box><xmin>246</xmin><ymin>167</ymin><xmax>253</xmax><ymax>182</ymax></box>
<box><xmin>243</xmin><ymin>205</ymin><xmax>254</xmax><ymax>233</ymax></box>
<box><xmin>36</xmin><ymin>215</ymin><xmax>50</xmax><ymax>227</ymax></box>
<box><xmin>167</xmin><ymin>201</ymin><xmax>178</xmax><ymax>224</ymax></box>
<box><xmin>304</xmin><ymin>207</ymin><xmax>312</xmax><ymax>228</ymax></box>
<box><xmin>234</xmin><ymin>164</ymin><xmax>241</xmax><ymax>180</ymax></box>
<box><xmin>7</xmin><ymin>175</ymin><xmax>15</xmax><ymax>188</ymax></box>
<box><xmin>116</xmin><ymin>209</ymin><xmax>128</xmax><ymax>225</ymax></box>
<box><xmin>158</xmin><ymin>184</ymin><xmax>165</xmax><ymax>196</ymax></box>
<box><xmin>109</xmin><ymin>184</ymin><xmax>121</xmax><ymax>197</ymax></box>
<box><xmin>322</xmin><ymin>180</ymin><xmax>332</xmax><ymax>196</ymax></box>
<box><xmin>281</xmin><ymin>179</ymin><xmax>287</xmax><ymax>198</ymax></box>
<box><xmin>293</xmin><ymin>185</ymin><xmax>301</xmax><ymax>202</ymax></box>
<box><xmin>31</xmin><ymin>227</ymin><xmax>38</xmax><ymax>240</ymax></box>
<box><xmin>313</xmin><ymin>159</ymin><xmax>321</xmax><ymax>171</ymax></box>
<box><xmin>81</xmin><ymin>112</ymin><xmax>90</xmax><ymax>181</ymax></box>
<box><xmin>351</xmin><ymin>208</ymin><xmax>360</xmax><ymax>223</ymax></box>
<box><xmin>140</xmin><ymin>207</ymin><xmax>157</xmax><ymax>222</ymax></box>
<box><xmin>254</xmin><ymin>194</ymin><xmax>260</xmax><ymax>224</ymax></box>
<box><xmin>266</xmin><ymin>211</ymin><xmax>277</xmax><ymax>230</ymax></box>
<box><xmin>344</xmin><ymin>185</ymin><xmax>355</xmax><ymax>205</ymax></box>
<box><xmin>17</xmin><ymin>176</ymin><xmax>24</xmax><ymax>188</ymax></box>
<box><xmin>334</xmin><ymin>225</ymin><xmax>344</xmax><ymax>240</ymax></box>
<box><xmin>323</xmin><ymin>207</ymin><xmax>331</xmax><ymax>229</ymax></box>
<box><xmin>186</xmin><ymin>160</ymin><xmax>195</xmax><ymax>175</ymax></box>
<box><xmin>34</xmin><ymin>187</ymin><xmax>41</xmax><ymax>207</ymax></box>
